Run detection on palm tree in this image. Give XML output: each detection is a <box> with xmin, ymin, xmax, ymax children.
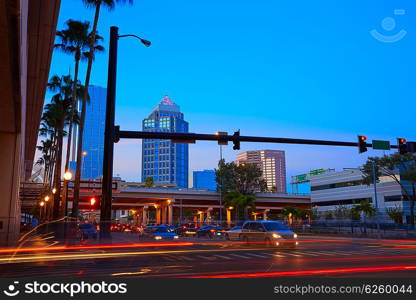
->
<box><xmin>55</xmin><ymin>19</ymin><xmax>104</xmax><ymax>177</ymax></box>
<box><xmin>281</xmin><ymin>206</ymin><xmax>298</xmax><ymax>225</ymax></box>
<box><xmin>224</xmin><ymin>191</ymin><xmax>255</xmax><ymax>223</ymax></box>
<box><xmin>73</xmin><ymin>0</ymin><xmax>132</xmax><ymax>218</ymax></box>
<box><xmin>352</xmin><ymin>200</ymin><xmax>375</xmax><ymax>233</ymax></box>
<box><xmin>44</xmin><ymin>75</ymin><xmax>75</xmax><ymax>218</ymax></box>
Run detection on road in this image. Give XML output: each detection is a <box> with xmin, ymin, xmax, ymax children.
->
<box><xmin>1</xmin><ymin>234</ymin><xmax>416</xmax><ymax>278</ymax></box>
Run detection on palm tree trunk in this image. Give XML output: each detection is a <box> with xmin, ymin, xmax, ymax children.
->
<box><xmin>61</xmin><ymin>56</ymin><xmax>80</xmax><ymax>217</ymax></box>
<box><xmin>53</xmin><ymin>126</ymin><xmax>64</xmax><ymax>219</ymax></box>
<box><xmin>72</xmin><ymin>1</ymin><xmax>102</xmax><ymax>217</ymax></box>
<box><xmin>64</xmin><ymin>56</ymin><xmax>80</xmax><ymax>173</ymax></box>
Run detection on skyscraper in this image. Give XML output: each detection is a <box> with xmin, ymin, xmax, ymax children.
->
<box><xmin>142</xmin><ymin>95</ymin><xmax>189</xmax><ymax>188</ymax></box>
<box><xmin>193</xmin><ymin>170</ymin><xmax>217</xmax><ymax>191</ymax></box>
<box><xmin>71</xmin><ymin>85</ymin><xmax>107</xmax><ymax>179</ymax></box>
<box><xmin>236</xmin><ymin>150</ymin><xmax>287</xmax><ymax>193</ymax></box>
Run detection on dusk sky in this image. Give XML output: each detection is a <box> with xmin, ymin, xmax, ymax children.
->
<box><xmin>47</xmin><ymin>0</ymin><xmax>416</xmax><ymax>191</ymax></box>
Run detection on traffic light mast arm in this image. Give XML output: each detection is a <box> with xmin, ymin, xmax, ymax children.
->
<box><xmin>117</xmin><ymin>130</ymin><xmax>398</xmax><ymax>149</ymax></box>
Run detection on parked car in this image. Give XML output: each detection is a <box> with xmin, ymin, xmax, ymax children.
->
<box><xmin>78</xmin><ymin>222</ymin><xmax>98</xmax><ymax>240</ymax></box>
<box><xmin>196</xmin><ymin>225</ymin><xmax>224</xmax><ymax>238</ymax></box>
<box><xmin>140</xmin><ymin>225</ymin><xmax>179</xmax><ymax>240</ymax></box>
<box><xmin>239</xmin><ymin>221</ymin><xmax>298</xmax><ymax>247</ymax></box>
<box><xmin>224</xmin><ymin>226</ymin><xmax>242</xmax><ymax>240</ymax></box>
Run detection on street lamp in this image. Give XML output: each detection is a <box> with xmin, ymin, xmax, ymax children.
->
<box><xmin>64</xmin><ymin>171</ymin><xmax>72</xmax><ymax>181</ymax></box>
<box><xmin>101</xmin><ymin>26</ymin><xmax>151</xmax><ymax>239</ymax></box>
<box><xmin>52</xmin><ymin>188</ymin><xmax>57</xmax><ymax>194</ymax></box>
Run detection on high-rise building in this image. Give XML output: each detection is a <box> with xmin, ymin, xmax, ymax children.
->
<box><xmin>236</xmin><ymin>150</ymin><xmax>287</xmax><ymax>193</ymax></box>
<box><xmin>70</xmin><ymin>85</ymin><xmax>107</xmax><ymax>179</ymax></box>
<box><xmin>142</xmin><ymin>95</ymin><xmax>189</xmax><ymax>188</ymax></box>
<box><xmin>193</xmin><ymin>170</ymin><xmax>217</xmax><ymax>191</ymax></box>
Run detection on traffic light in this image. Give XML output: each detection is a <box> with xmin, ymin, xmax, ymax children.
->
<box><xmin>233</xmin><ymin>130</ymin><xmax>240</xmax><ymax>150</ymax></box>
<box><xmin>90</xmin><ymin>197</ymin><xmax>96</xmax><ymax>206</ymax></box>
<box><xmin>397</xmin><ymin>138</ymin><xmax>407</xmax><ymax>154</ymax></box>
<box><xmin>358</xmin><ymin>135</ymin><xmax>367</xmax><ymax>153</ymax></box>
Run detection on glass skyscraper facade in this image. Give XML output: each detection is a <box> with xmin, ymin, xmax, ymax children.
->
<box><xmin>193</xmin><ymin>170</ymin><xmax>217</xmax><ymax>191</ymax></box>
<box><xmin>142</xmin><ymin>95</ymin><xmax>189</xmax><ymax>188</ymax></box>
<box><xmin>80</xmin><ymin>85</ymin><xmax>106</xmax><ymax>179</ymax></box>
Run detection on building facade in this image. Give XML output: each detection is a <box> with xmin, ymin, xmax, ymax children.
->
<box><xmin>236</xmin><ymin>150</ymin><xmax>287</xmax><ymax>193</ymax></box>
<box><xmin>142</xmin><ymin>95</ymin><xmax>189</xmax><ymax>188</ymax></box>
<box><xmin>193</xmin><ymin>170</ymin><xmax>217</xmax><ymax>191</ymax></box>
<box><xmin>310</xmin><ymin>168</ymin><xmax>410</xmax><ymax>220</ymax></box>
<box><xmin>79</xmin><ymin>85</ymin><xmax>107</xmax><ymax>179</ymax></box>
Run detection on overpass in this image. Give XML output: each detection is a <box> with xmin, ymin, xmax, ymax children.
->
<box><xmin>72</xmin><ymin>181</ymin><xmax>310</xmax><ymax>225</ymax></box>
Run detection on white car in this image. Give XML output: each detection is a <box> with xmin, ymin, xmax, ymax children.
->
<box><xmin>224</xmin><ymin>226</ymin><xmax>242</xmax><ymax>240</ymax></box>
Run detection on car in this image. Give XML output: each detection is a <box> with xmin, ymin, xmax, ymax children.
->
<box><xmin>224</xmin><ymin>226</ymin><xmax>242</xmax><ymax>240</ymax></box>
<box><xmin>239</xmin><ymin>221</ymin><xmax>298</xmax><ymax>247</ymax></box>
<box><xmin>78</xmin><ymin>222</ymin><xmax>98</xmax><ymax>240</ymax></box>
<box><xmin>196</xmin><ymin>225</ymin><xmax>224</xmax><ymax>238</ymax></box>
<box><xmin>175</xmin><ymin>223</ymin><xmax>199</xmax><ymax>236</ymax></box>
<box><xmin>140</xmin><ymin>225</ymin><xmax>179</xmax><ymax>240</ymax></box>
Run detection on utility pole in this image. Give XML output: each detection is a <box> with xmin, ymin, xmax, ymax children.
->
<box><xmin>101</xmin><ymin>26</ymin><xmax>118</xmax><ymax>240</ymax></box>
<box><xmin>372</xmin><ymin>161</ymin><xmax>381</xmax><ymax>238</ymax></box>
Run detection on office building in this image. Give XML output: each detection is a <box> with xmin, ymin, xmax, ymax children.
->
<box><xmin>193</xmin><ymin>170</ymin><xmax>217</xmax><ymax>191</ymax></box>
<box><xmin>236</xmin><ymin>150</ymin><xmax>287</xmax><ymax>193</ymax></box>
<box><xmin>142</xmin><ymin>95</ymin><xmax>189</xmax><ymax>188</ymax></box>
<box><xmin>310</xmin><ymin>168</ymin><xmax>409</xmax><ymax>220</ymax></box>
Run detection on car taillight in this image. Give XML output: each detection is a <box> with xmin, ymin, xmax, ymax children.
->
<box><xmin>210</xmin><ymin>229</ymin><xmax>215</xmax><ymax>232</ymax></box>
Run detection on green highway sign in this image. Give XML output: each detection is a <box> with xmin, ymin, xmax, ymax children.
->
<box><xmin>372</xmin><ymin>140</ymin><xmax>391</xmax><ymax>150</ymax></box>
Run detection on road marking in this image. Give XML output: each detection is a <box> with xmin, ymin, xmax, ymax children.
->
<box><xmin>245</xmin><ymin>253</ymin><xmax>268</xmax><ymax>258</ymax></box>
<box><xmin>196</xmin><ymin>255</ymin><xmax>216</xmax><ymax>261</ymax></box>
<box><xmin>272</xmin><ymin>253</ymin><xmax>285</xmax><ymax>258</ymax></box>
<box><xmin>213</xmin><ymin>255</ymin><xmax>232</xmax><ymax>260</ymax></box>
<box><xmin>285</xmin><ymin>253</ymin><xmax>302</xmax><ymax>257</ymax></box>
<box><xmin>229</xmin><ymin>254</ymin><xmax>250</xmax><ymax>259</ymax></box>
<box><xmin>178</xmin><ymin>256</ymin><xmax>195</xmax><ymax>261</ymax></box>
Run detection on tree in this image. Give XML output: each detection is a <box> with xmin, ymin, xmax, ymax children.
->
<box><xmin>334</xmin><ymin>205</ymin><xmax>349</xmax><ymax>219</ymax></box>
<box><xmin>352</xmin><ymin>200</ymin><xmax>375</xmax><ymax>233</ymax></box>
<box><xmin>386</xmin><ymin>206</ymin><xmax>403</xmax><ymax>224</ymax></box>
<box><xmin>144</xmin><ymin>177</ymin><xmax>154</xmax><ymax>187</ymax></box>
<box><xmin>72</xmin><ymin>0</ymin><xmax>133</xmax><ymax>218</ymax></box>
<box><xmin>281</xmin><ymin>206</ymin><xmax>298</xmax><ymax>225</ymax></box>
<box><xmin>215</xmin><ymin>160</ymin><xmax>267</xmax><ymax>195</ymax></box>
<box><xmin>55</xmin><ymin>19</ymin><xmax>104</xmax><ymax>181</ymax></box>
<box><xmin>362</xmin><ymin>154</ymin><xmax>416</xmax><ymax>227</ymax></box>
<box><xmin>224</xmin><ymin>191</ymin><xmax>255</xmax><ymax>222</ymax></box>
<box><xmin>43</xmin><ymin>75</ymin><xmax>74</xmax><ymax>218</ymax></box>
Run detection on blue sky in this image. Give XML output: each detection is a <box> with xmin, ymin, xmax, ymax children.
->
<box><xmin>48</xmin><ymin>0</ymin><xmax>416</xmax><ymax>190</ymax></box>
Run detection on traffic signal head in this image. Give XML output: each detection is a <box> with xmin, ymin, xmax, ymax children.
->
<box><xmin>397</xmin><ymin>138</ymin><xmax>407</xmax><ymax>155</ymax></box>
<box><xmin>358</xmin><ymin>135</ymin><xmax>367</xmax><ymax>153</ymax></box>
<box><xmin>233</xmin><ymin>130</ymin><xmax>240</xmax><ymax>150</ymax></box>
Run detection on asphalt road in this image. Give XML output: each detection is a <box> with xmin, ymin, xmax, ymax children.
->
<box><xmin>1</xmin><ymin>235</ymin><xmax>416</xmax><ymax>278</ymax></box>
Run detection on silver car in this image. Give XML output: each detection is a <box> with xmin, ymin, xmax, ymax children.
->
<box><xmin>240</xmin><ymin>221</ymin><xmax>298</xmax><ymax>247</ymax></box>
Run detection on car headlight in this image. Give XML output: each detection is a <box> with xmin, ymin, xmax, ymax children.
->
<box><xmin>293</xmin><ymin>233</ymin><xmax>298</xmax><ymax>238</ymax></box>
<box><xmin>272</xmin><ymin>233</ymin><xmax>281</xmax><ymax>239</ymax></box>
<box><xmin>154</xmin><ymin>236</ymin><xmax>162</xmax><ymax>240</ymax></box>
<box><xmin>174</xmin><ymin>235</ymin><xmax>179</xmax><ymax>239</ymax></box>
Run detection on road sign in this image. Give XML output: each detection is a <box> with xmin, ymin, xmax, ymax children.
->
<box><xmin>372</xmin><ymin>140</ymin><xmax>391</xmax><ymax>150</ymax></box>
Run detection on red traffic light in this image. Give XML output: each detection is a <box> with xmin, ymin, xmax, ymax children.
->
<box><xmin>399</xmin><ymin>138</ymin><xmax>406</xmax><ymax>144</ymax></box>
<box><xmin>90</xmin><ymin>197</ymin><xmax>96</xmax><ymax>206</ymax></box>
<box><xmin>360</xmin><ymin>136</ymin><xmax>367</xmax><ymax>141</ymax></box>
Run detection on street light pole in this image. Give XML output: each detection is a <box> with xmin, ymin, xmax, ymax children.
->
<box><xmin>101</xmin><ymin>26</ymin><xmax>118</xmax><ymax>240</ymax></box>
<box><xmin>101</xmin><ymin>26</ymin><xmax>151</xmax><ymax>240</ymax></box>
<box><xmin>219</xmin><ymin>145</ymin><xmax>223</xmax><ymax>225</ymax></box>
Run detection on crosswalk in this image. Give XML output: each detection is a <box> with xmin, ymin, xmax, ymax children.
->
<box><xmin>160</xmin><ymin>248</ymin><xmax>411</xmax><ymax>262</ymax></box>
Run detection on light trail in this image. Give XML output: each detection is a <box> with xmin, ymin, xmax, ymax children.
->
<box><xmin>0</xmin><ymin>242</ymin><xmax>195</xmax><ymax>254</ymax></box>
<box><xmin>0</xmin><ymin>247</ymin><xmax>277</xmax><ymax>264</ymax></box>
<box><xmin>188</xmin><ymin>265</ymin><xmax>416</xmax><ymax>278</ymax></box>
